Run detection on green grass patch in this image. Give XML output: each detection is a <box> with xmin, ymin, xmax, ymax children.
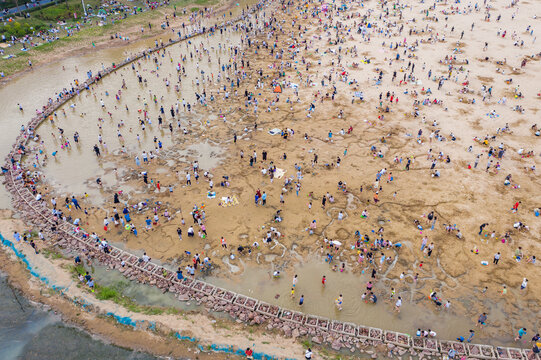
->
<box><xmin>165</xmin><ymin>307</ymin><xmax>180</xmax><ymax>315</ymax></box>
<box><xmin>35</xmin><ymin>3</ymin><xmax>82</xmax><ymax>22</ymax></box>
<box><xmin>66</xmin><ymin>265</ymin><xmax>181</xmax><ymax>317</ymax></box>
<box><xmin>40</xmin><ymin>247</ymin><xmax>64</xmax><ymax>259</ymax></box>
<box><xmin>95</xmin><ymin>284</ymin><xmax>121</xmax><ymax>301</ymax></box>
<box><xmin>0</xmin><ymin>0</ymin><xmax>217</xmax><ymax>77</ymax></box>
<box><xmin>71</xmin><ymin>264</ymin><xmax>86</xmax><ymax>275</ymax></box>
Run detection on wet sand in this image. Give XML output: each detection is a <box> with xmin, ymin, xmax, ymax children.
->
<box><xmin>3</xmin><ymin>0</ymin><xmax>541</xmax><ymax>353</ymax></box>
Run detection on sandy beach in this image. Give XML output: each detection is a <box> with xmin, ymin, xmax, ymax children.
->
<box><xmin>1</xmin><ymin>0</ymin><xmax>540</xmax><ymax>358</ymax></box>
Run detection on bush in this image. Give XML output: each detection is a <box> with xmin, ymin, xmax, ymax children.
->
<box><xmin>1</xmin><ymin>22</ymin><xmax>29</xmax><ymax>37</ymax></box>
<box><xmin>1</xmin><ymin>21</ymin><xmax>51</xmax><ymax>39</ymax></box>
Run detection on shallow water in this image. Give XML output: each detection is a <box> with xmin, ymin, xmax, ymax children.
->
<box><xmin>0</xmin><ymin>272</ymin><xmax>59</xmax><ymax>359</ymax></box>
<box><xmin>0</xmin><ymin>272</ymin><xmax>160</xmax><ymax>360</ymax></box>
<box><xmin>0</xmin><ymin>0</ymin><xmax>526</xmax><ymax>355</ymax></box>
<box><xmin>18</xmin><ymin>324</ymin><xmax>160</xmax><ymax>360</ymax></box>
<box><xmin>0</xmin><ymin>6</ymin><xmax>247</xmax><ymax>208</ymax></box>
<box><xmin>91</xmin><ymin>264</ymin><xmax>201</xmax><ymax>311</ymax></box>
<box><xmin>205</xmin><ymin>257</ymin><xmax>510</xmax><ymax>344</ymax></box>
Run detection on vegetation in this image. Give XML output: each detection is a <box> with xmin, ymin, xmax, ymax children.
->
<box><xmin>2</xmin><ymin>0</ymin><xmax>110</xmax><ymax>38</ymax></box>
<box><xmin>0</xmin><ymin>0</ymin><xmax>218</xmax><ymax>78</ymax></box>
<box><xmin>1</xmin><ymin>0</ymin><xmax>20</xmax><ymax>11</ymax></box>
<box><xmin>68</xmin><ymin>264</ymin><xmax>179</xmax><ymax>316</ymax></box>
<box><xmin>34</xmin><ymin>2</ymin><xmax>83</xmax><ymax>21</ymax></box>
<box><xmin>40</xmin><ymin>247</ymin><xmax>64</xmax><ymax>259</ymax></box>
<box><xmin>1</xmin><ymin>20</ymin><xmax>48</xmax><ymax>37</ymax></box>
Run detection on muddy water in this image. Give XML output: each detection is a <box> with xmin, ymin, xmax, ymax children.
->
<box><xmin>0</xmin><ymin>6</ymin><xmax>249</xmax><ymax>358</ymax></box>
<box><xmin>205</xmin><ymin>257</ymin><xmax>513</xmax><ymax>345</ymax></box>
<box><xmin>0</xmin><ymin>43</ymin><xmax>141</xmax><ymax>208</ymax></box>
<box><xmin>0</xmin><ymin>0</ymin><xmax>517</xmax><ymax>353</ymax></box>
<box><xmin>91</xmin><ymin>264</ymin><xmax>201</xmax><ymax>311</ymax></box>
<box><xmin>0</xmin><ymin>14</ymin><xmax>486</xmax><ymax>349</ymax></box>
<box><xmin>0</xmin><ymin>272</ymin><xmax>159</xmax><ymax>360</ymax></box>
<box><xmin>0</xmin><ymin>0</ymin><xmax>251</xmax><ymax>208</ymax></box>
<box><xmin>17</xmin><ymin>324</ymin><xmax>160</xmax><ymax>360</ymax></box>
<box><xmin>28</xmin><ymin>28</ymin><xmax>241</xmax><ymax>205</ymax></box>
<box><xmin>0</xmin><ymin>272</ymin><xmax>60</xmax><ymax>359</ymax></box>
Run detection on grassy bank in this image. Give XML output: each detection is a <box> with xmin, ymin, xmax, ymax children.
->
<box><xmin>1</xmin><ymin>0</ymin><xmax>217</xmax><ymax>79</ymax></box>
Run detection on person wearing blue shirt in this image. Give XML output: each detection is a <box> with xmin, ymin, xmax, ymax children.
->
<box><xmin>176</xmin><ymin>268</ymin><xmax>184</xmax><ymax>280</ymax></box>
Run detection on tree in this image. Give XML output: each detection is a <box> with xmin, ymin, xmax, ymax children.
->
<box><xmin>14</xmin><ymin>0</ymin><xmax>23</xmax><ymax>17</ymax></box>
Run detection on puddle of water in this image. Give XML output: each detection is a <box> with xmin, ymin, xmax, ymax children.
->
<box><xmin>28</xmin><ymin>29</ymin><xmax>240</xmax><ymax>202</ymax></box>
<box><xmin>221</xmin><ymin>255</ymin><xmax>241</xmax><ymax>274</ymax></box>
<box><xmin>176</xmin><ymin>141</ymin><xmax>226</xmax><ymax>170</ymax></box>
<box><xmin>206</xmin><ymin>258</ymin><xmax>476</xmax><ymax>341</ymax></box>
<box><xmin>91</xmin><ymin>265</ymin><xmax>199</xmax><ymax>311</ymax></box>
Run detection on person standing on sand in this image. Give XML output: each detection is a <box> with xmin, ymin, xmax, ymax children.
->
<box><xmin>467</xmin><ymin>330</ymin><xmax>475</xmax><ymax>343</ymax></box>
<box><xmin>421</xmin><ymin>236</ymin><xmax>428</xmax><ymax>251</ymax></box>
<box><xmin>516</xmin><ymin>328</ymin><xmax>528</xmax><ymax>341</ymax></box>
<box><xmin>335</xmin><ymin>294</ymin><xmax>343</xmax><ymax>311</ymax></box>
<box><xmin>394</xmin><ymin>296</ymin><xmax>402</xmax><ymax>313</ymax></box>
<box><xmin>427</xmin><ymin>243</ymin><xmax>434</xmax><ymax>257</ymax></box>
<box><xmin>520</xmin><ymin>278</ymin><xmax>528</xmax><ymax>291</ymax></box>
<box><xmin>477</xmin><ymin>313</ymin><xmax>487</xmax><ymax>328</ymax></box>
<box><xmin>430</xmin><ymin>216</ymin><xmax>437</xmax><ymax>230</ymax></box>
